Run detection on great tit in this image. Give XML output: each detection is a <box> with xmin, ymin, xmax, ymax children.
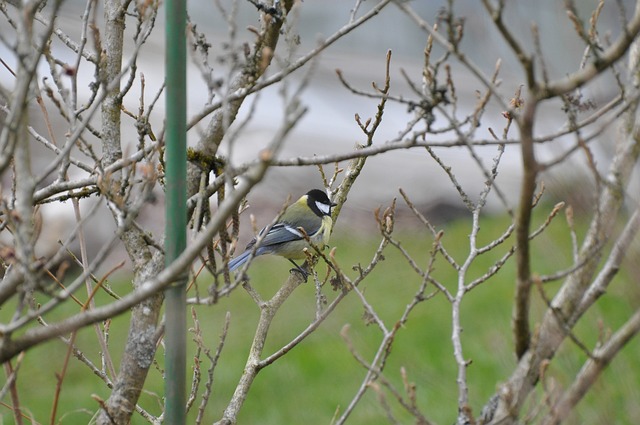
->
<box><xmin>227</xmin><ymin>189</ymin><xmax>337</xmax><ymax>278</ymax></box>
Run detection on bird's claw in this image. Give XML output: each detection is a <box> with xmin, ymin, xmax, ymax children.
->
<box><xmin>289</xmin><ymin>267</ymin><xmax>309</xmax><ymax>282</ymax></box>
<box><xmin>288</xmin><ymin>260</ymin><xmax>310</xmax><ymax>282</ymax></box>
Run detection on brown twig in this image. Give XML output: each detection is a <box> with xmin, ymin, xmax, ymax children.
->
<box><xmin>49</xmin><ymin>264</ymin><xmax>119</xmax><ymax>425</ymax></box>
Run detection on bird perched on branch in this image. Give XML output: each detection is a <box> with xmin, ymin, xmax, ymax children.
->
<box><xmin>227</xmin><ymin>189</ymin><xmax>337</xmax><ymax>279</ymax></box>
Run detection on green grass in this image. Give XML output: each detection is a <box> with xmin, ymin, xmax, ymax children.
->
<box><xmin>1</xmin><ymin>207</ymin><xmax>639</xmax><ymax>424</ymax></box>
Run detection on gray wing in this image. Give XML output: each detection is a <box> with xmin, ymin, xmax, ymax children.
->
<box><xmin>258</xmin><ymin>214</ymin><xmax>323</xmax><ymax>247</ymax></box>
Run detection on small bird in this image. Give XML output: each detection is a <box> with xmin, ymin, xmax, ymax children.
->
<box><xmin>227</xmin><ymin>189</ymin><xmax>337</xmax><ymax>278</ymax></box>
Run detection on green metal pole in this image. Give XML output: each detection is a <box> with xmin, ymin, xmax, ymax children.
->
<box><xmin>164</xmin><ymin>0</ymin><xmax>187</xmax><ymax>420</ymax></box>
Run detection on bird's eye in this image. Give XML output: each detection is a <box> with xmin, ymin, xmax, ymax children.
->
<box><xmin>316</xmin><ymin>201</ymin><xmax>331</xmax><ymax>215</ymax></box>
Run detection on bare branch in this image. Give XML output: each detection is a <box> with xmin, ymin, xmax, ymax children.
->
<box><xmin>541</xmin><ymin>309</ymin><xmax>640</xmax><ymax>425</ymax></box>
<box><xmin>513</xmin><ymin>91</ymin><xmax>539</xmax><ymax>359</ymax></box>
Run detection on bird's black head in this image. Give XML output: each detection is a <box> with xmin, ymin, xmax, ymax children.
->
<box><xmin>306</xmin><ymin>189</ymin><xmax>337</xmax><ymax>217</ymax></box>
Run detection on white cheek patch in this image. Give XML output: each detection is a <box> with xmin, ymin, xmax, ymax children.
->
<box><xmin>316</xmin><ymin>201</ymin><xmax>330</xmax><ymax>215</ymax></box>
<box><xmin>284</xmin><ymin>225</ymin><xmax>304</xmax><ymax>237</ymax></box>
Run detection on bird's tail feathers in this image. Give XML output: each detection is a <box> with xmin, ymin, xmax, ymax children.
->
<box><xmin>227</xmin><ymin>250</ymin><xmax>252</xmax><ymax>272</ymax></box>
